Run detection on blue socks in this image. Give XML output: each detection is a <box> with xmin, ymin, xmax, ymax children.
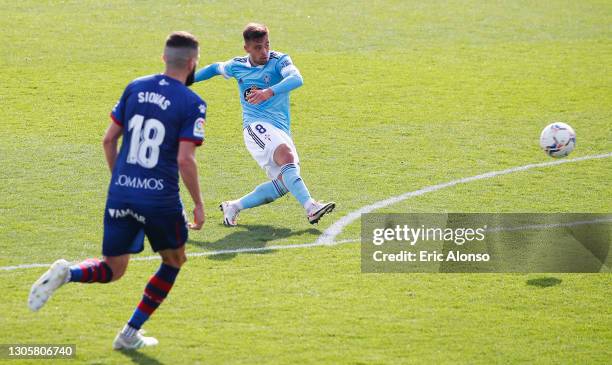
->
<box><xmin>280</xmin><ymin>163</ymin><xmax>312</xmax><ymax>207</ymax></box>
<box><xmin>238</xmin><ymin>179</ymin><xmax>288</xmax><ymax>209</ymax></box>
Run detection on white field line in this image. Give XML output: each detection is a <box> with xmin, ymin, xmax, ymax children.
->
<box><xmin>0</xmin><ymin>239</ymin><xmax>361</xmax><ymax>272</ymax></box>
<box><xmin>2</xmin><ymin>217</ymin><xmax>608</xmax><ymax>272</ymax></box>
<box><xmin>315</xmin><ymin>152</ymin><xmax>612</xmax><ymax>245</ymax></box>
<box><xmin>1</xmin><ymin>152</ymin><xmax>610</xmax><ymax>272</ymax></box>
<box><xmin>485</xmin><ymin>217</ymin><xmax>612</xmax><ymax>233</ymax></box>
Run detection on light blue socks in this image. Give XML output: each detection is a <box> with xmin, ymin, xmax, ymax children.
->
<box><xmin>238</xmin><ymin>179</ymin><xmax>288</xmax><ymax>209</ymax></box>
<box><xmin>279</xmin><ymin>163</ymin><xmax>312</xmax><ymax>208</ymax></box>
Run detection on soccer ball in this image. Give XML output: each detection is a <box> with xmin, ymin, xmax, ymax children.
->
<box><xmin>539</xmin><ymin>122</ymin><xmax>576</xmax><ymax>158</ymax></box>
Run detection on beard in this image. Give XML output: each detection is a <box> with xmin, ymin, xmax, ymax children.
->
<box><xmin>185</xmin><ymin>65</ymin><xmax>196</xmax><ymax>86</ymax></box>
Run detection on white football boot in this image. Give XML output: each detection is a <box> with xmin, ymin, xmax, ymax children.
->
<box><xmin>307</xmin><ymin>201</ymin><xmax>336</xmax><ymax>225</ymax></box>
<box><xmin>113</xmin><ymin>329</ymin><xmax>159</xmax><ymax>350</ymax></box>
<box><xmin>219</xmin><ymin>201</ymin><xmax>240</xmax><ymax>227</ymax></box>
<box><xmin>28</xmin><ymin>259</ymin><xmax>70</xmax><ymax>311</ymax></box>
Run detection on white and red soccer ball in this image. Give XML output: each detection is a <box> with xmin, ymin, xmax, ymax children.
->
<box><xmin>539</xmin><ymin>122</ymin><xmax>576</xmax><ymax>158</ymax></box>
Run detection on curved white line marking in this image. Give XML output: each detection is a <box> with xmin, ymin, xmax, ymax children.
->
<box><xmin>0</xmin><ymin>239</ymin><xmax>361</xmax><ymax>272</ymax></box>
<box><xmin>3</xmin><ymin>217</ymin><xmax>608</xmax><ymax>272</ymax></box>
<box><xmin>1</xmin><ymin>153</ymin><xmax>610</xmax><ymax>272</ymax></box>
<box><xmin>315</xmin><ymin>152</ymin><xmax>612</xmax><ymax>245</ymax></box>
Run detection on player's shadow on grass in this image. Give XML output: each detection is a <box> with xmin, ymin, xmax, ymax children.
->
<box><xmin>118</xmin><ymin>349</ymin><xmax>165</xmax><ymax>365</ymax></box>
<box><xmin>526</xmin><ymin>277</ymin><xmax>562</xmax><ymax>288</ymax></box>
<box><xmin>188</xmin><ymin>224</ymin><xmax>320</xmax><ymax>261</ymax></box>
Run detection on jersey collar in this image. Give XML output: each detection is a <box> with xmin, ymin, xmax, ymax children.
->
<box><xmin>246</xmin><ymin>53</ymin><xmax>269</xmax><ymax>68</ymax></box>
<box><xmin>159</xmin><ymin>73</ymin><xmax>183</xmax><ymax>84</ymax></box>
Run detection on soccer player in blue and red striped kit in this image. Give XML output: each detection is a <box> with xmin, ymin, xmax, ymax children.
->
<box><xmin>28</xmin><ymin>31</ymin><xmax>206</xmax><ymax>350</ymax></box>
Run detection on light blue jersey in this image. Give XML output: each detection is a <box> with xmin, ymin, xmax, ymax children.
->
<box><xmin>195</xmin><ymin>51</ymin><xmax>302</xmax><ymax>135</ymax></box>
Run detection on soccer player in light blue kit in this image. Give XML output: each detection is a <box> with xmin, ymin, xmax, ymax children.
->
<box><xmin>194</xmin><ymin>23</ymin><xmax>335</xmax><ymax>226</ymax></box>
<box><xmin>28</xmin><ymin>32</ymin><xmax>206</xmax><ymax>350</ymax></box>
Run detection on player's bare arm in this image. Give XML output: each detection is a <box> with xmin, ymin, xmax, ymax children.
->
<box><xmin>102</xmin><ymin>122</ymin><xmax>123</xmax><ymax>172</ymax></box>
<box><xmin>178</xmin><ymin>141</ymin><xmax>205</xmax><ymax>230</ymax></box>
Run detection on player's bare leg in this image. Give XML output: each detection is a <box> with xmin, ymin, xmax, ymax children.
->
<box><xmin>113</xmin><ymin>247</ymin><xmax>186</xmax><ymax>350</ymax></box>
<box><xmin>28</xmin><ymin>255</ymin><xmax>129</xmax><ymax>312</ymax></box>
<box><xmin>102</xmin><ymin>255</ymin><xmax>129</xmax><ymax>282</ymax></box>
<box><xmin>273</xmin><ymin>144</ymin><xmax>335</xmax><ymax>224</ymax></box>
<box><xmin>221</xmin><ymin>140</ymin><xmax>334</xmax><ymax>226</ymax></box>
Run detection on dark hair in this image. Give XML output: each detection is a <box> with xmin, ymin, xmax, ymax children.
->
<box><xmin>243</xmin><ymin>23</ymin><xmax>268</xmax><ymax>42</ymax></box>
<box><xmin>165</xmin><ymin>31</ymin><xmax>199</xmax><ymax>49</ymax></box>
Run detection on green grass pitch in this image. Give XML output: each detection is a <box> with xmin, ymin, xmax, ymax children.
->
<box><xmin>0</xmin><ymin>0</ymin><xmax>610</xmax><ymax>364</ymax></box>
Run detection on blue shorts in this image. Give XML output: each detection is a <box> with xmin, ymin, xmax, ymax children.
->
<box><xmin>102</xmin><ymin>199</ymin><xmax>188</xmax><ymax>257</ymax></box>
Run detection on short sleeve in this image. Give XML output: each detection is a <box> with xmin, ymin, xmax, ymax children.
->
<box><xmin>179</xmin><ymin>99</ymin><xmax>207</xmax><ymax>146</ymax></box>
<box><xmin>276</xmin><ymin>55</ymin><xmax>300</xmax><ymax>78</ymax></box>
<box><xmin>110</xmin><ymin>85</ymin><xmax>129</xmax><ymax>126</ymax></box>
<box><xmin>218</xmin><ymin>59</ymin><xmax>235</xmax><ymax>79</ymax></box>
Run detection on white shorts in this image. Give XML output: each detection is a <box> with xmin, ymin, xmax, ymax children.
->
<box><xmin>243</xmin><ymin>122</ymin><xmax>300</xmax><ymax>180</ymax></box>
